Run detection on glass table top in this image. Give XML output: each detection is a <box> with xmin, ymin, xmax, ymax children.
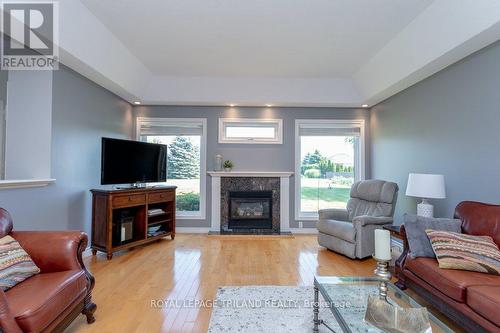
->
<box><xmin>314</xmin><ymin>276</ymin><xmax>453</xmax><ymax>333</ymax></box>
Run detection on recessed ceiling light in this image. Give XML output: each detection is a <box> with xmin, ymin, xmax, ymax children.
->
<box><xmin>133</xmin><ymin>101</ymin><xmax>141</xmax><ymax>105</ymax></box>
<box><xmin>362</xmin><ymin>104</ymin><xmax>368</xmax><ymax>108</ymax></box>
<box><xmin>266</xmin><ymin>104</ymin><xmax>273</xmax><ymax>107</ymax></box>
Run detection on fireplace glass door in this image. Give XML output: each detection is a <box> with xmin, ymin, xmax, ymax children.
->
<box><xmin>228</xmin><ymin>191</ymin><xmax>272</xmax><ymax>229</ymax></box>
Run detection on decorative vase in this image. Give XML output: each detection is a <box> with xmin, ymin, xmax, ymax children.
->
<box><xmin>215</xmin><ymin>154</ymin><xmax>223</xmax><ymax>171</ymax></box>
<box><xmin>224</xmin><ymin>167</ymin><xmax>232</xmax><ymax>172</ymax></box>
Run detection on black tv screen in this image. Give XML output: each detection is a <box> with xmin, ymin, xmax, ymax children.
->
<box><xmin>101</xmin><ymin>138</ymin><xmax>167</xmax><ymax>185</ymax></box>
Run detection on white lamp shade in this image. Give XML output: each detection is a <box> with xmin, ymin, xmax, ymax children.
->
<box><xmin>406</xmin><ymin>173</ymin><xmax>446</xmax><ymax>199</ymax></box>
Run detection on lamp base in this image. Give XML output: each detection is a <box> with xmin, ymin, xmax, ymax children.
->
<box><xmin>417</xmin><ymin>199</ymin><xmax>434</xmax><ymax>218</ymax></box>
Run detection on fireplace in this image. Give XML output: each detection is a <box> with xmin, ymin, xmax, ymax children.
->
<box><xmin>228</xmin><ymin>191</ymin><xmax>273</xmax><ymax>229</ymax></box>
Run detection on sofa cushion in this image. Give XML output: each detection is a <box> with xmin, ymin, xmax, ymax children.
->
<box><xmin>406</xmin><ymin>257</ymin><xmax>500</xmax><ymax>302</ymax></box>
<box><xmin>6</xmin><ymin>270</ymin><xmax>87</xmax><ymax>332</ymax></box>
<box><xmin>426</xmin><ymin>230</ymin><xmax>500</xmax><ymax>275</ymax></box>
<box><xmin>317</xmin><ymin>219</ymin><xmax>355</xmax><ymax>242</ymax></box>
<box><xmin>467</xmin><ymin>285</ymin><xmax>500</xmax><ymax>327</ymax></box>
<box><xmin>0</xmin><ymin>235</ymin><xmax>40</xmax><ymax>291</ymax></box>
<box><xmin>404</xmin><ymin>214</ymin><xmax>462</xmax><ymax>258</ymax></box>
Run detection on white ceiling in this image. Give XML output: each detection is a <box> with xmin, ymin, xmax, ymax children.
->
<box><xmin>81</xmin><ymin>0</ymin><xmax>433</xmax><ymax>78</ymax></box>
<box><xmin>13</xmin><ymin>0</ymin><xmax>499</xmax><ymax>107</ymax></box>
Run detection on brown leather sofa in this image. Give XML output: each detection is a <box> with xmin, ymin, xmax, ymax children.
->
<box><xmin>396</xmin><ymin>201</ymin><xmax>500</xmax><ymax>333</ymax></box>
<box><xmin>0</xmin><ymin>208</ymin><xmax>96</xmax><ymax>333</ymax></box>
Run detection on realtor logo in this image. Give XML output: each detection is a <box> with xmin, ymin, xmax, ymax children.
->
<box><xmin>1</xmin><ymin>1</ymin><xmax>59</xmax><ymax>70</ymax></box>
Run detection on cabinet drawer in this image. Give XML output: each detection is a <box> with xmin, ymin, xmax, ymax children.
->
<box><xmin>149</xmin><ymin>191</ymin><xmax>174</xmax><ymax>203</ymax></box>
<box><xmin>112</xmin><ymin>194</ymin><xmax>146</xmax><ymax>207</ymax></box>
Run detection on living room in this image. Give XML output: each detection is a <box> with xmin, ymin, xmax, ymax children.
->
<box><xmin>0</xmin><ymin>1</ymin><xmax>499</xmax><ymax>332</ymax></box>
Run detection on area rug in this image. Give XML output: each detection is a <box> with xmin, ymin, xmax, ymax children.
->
<box><xmin>207</xmin><ymin>286</ymin><xmax>342</xmax><ymax>333</ymax></box>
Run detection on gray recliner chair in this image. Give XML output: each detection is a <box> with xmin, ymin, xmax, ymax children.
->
<box><xmin>317</xmin><ymin>179</ymin><xmax>398</xmax><ymax>259</ymax></box>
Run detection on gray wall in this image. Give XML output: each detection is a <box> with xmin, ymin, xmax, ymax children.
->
<box><xmin>0</xmin><ymin>70</ymin><xmax>7</xmax><ymax>178</ymax></box>
<box><xmin>5</xmin><ymin>71</ymin><xmax>53</xmax><ymax>179</ymax></box>
<box><xmin>371</xmin><ymin>41</ymin><xmax>500</xmax><ymax>224</ymax></box>
<box><xmin>134</xmin><ymin>106</ymin><xmax>370</xmax><ymax>228</ymax></box>
<box><xmin>0</xmin><ymin>65</ymin><xmax>132</xmax><ymax>233</ymax></box>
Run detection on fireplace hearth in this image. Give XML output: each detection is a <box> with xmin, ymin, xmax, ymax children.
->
<box><xmin>229</xmin><ymin>191</ymin><xmax>272</xmax><ymax>229</ymax></box>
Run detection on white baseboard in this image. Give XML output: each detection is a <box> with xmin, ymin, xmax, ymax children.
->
<box><xmin>176</xmin><ymin>227</ymin><xmax>211</xmax><ymax>233</ymax></box>
<box><xmin>175</xmin><ymin>227</ymin><xmax>317</xmax><ymax>234</ymax></box>
<box><xmin>290</xmin><ymin>228</ymin><xmax>318</xmax><ymax>234</ymax></box>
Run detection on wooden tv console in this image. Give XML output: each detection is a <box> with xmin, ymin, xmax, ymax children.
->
<box><xmin>90</xmin><ymin>186</ymin><xmax>176</xmax><ymax>259</ymax></box>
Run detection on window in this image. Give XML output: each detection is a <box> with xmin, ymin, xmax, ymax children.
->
<box><xmin>219</xmin><ymin>118</ymin><xmax>283</xmax><ymax>144</ymax></box>
<box><xmin>295</xmin><ymin>120</ymin><xmax>365</xmax><ymax>220</ymax></box>
<box><xmin>137</xmin><ymin>118</ymin><xmax>207</xmax><ymax>219</ymax></box>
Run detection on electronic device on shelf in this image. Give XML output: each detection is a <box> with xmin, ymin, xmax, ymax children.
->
<box><xmin>120</xmin><ymin>217</ymin><xmax>134</xmax><ymax>243</ymax></box>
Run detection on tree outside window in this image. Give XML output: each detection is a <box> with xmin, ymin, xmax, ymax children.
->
<box><xmin>147</xmin><ymin>135</ymin><xmax>201</xmax><ymax>213</ymax></box>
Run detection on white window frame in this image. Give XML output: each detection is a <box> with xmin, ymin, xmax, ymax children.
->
<box><xmin>218</xmin><ymin>118</ymin><xmax>283</xmax><ymax>144</ymax></box>
<box><xmin>136</xmin><ymin>117</ymin><xmax>207</xmax><ymax>220</ymax></box>
<box><xmin>294</xmin><ymin>119</ymin><xmax>365</xmax><ymax>221</ymax></box>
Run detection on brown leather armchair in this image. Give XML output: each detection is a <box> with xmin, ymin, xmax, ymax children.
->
<box><xmin>0</xmin><ymin>208</ymin><xmax>96</xmax><ymax>333</ymax></box>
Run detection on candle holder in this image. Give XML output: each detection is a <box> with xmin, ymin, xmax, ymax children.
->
<box><xmin>365</xmin><ymin>256</ymin><xmax>432</xmax><ymax>333</ymax></box>
<box><xmin>373</xmin><ymin>257</ymin><xmax>391</xmax><ymax>302</ymax></box>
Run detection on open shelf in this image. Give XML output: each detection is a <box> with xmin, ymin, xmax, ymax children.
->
<box><xmin>147</xmin><ymin>231</ymin><xmax>171</xmax><ymax>239</ymax></box>
<box><xmin>111</xmin><ymin>206</ymin><xmax>147</xmax><ymax>247</ymax></box>
<box><xmin>148</xmin><ymin>219</ymin><xmax>172</xmax><ymax>227</ymax></box>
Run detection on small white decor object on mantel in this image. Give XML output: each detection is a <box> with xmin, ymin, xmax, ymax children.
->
<box><xmin>405</xmin><ymin>173</ymin><xmax>446</xmax><ymax>218</ymax></box>
<box><xmin>214</xmin><ymin>154</ymin><xmax>223</xmax><ymax>171</ymax></box>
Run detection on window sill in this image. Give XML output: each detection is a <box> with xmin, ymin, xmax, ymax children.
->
<box><xmin>296</xmin><ymin>214</ymin><xmax>319</xmax><ymax>221</ymax></box>
<box><xmin>0</xmin><ymin>178</ymin><xmax>56</xmax><ymax>190</ymax></box>
<box><xmin>177</xmin><ymin>214</ymin><xmax>206</xmax><ymax>220</ymax></box>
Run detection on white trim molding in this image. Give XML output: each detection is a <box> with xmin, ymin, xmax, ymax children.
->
<box><xmin>207</xmin><ymin>171</ymin><xmax>293</xmax><ymax>177</ymax></box>
<box><xmin>218</xmin><ymin>118</ymin><xmax>283</xmax><ymax>144</ymax></box>
<box><xmin>294</xmin><ymin>119</ymin><xmax>365</xmax><ymax>221</ymax></box>
<box><xmin>175</xmin><ymin>227</ymin><xmax>211</xmax><ymax>234</ymax></box>
<box><xmin>289</xmin><ymin>228</ymin><xmax>318</xmax><ymax>234</ymax></box>
<box><xmin>208</xmin><ymin>171</ymin><xmax>293</xmax><ymax>232</ymax></box>
<box><xmin>0</xmin><ymin>179</ymin><xmax>55</xmax><ymax>190</ymax></box>
<box><xmin>136</xmin><ymin>117</ymin><xmax>207</xmax><ymax>220</ymax></box>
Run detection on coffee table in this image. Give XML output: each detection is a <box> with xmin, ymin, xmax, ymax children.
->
<box><xmin>313</xmin><ymin>276</ymin><xmax>453</xmax><ymax>333</ymax></box>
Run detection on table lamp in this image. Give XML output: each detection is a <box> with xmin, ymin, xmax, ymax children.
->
<box><xmin>405</xmin><ymin>173</ymin><xmax>446</xmax><ymax>218</ymax></box>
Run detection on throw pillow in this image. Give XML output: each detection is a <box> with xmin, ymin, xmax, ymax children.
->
<box><xmin>426</xmin><ymin>230</ymin><xmax>500</xmax><ymax>275</ymax></box>
<box><xmin>0</xmin><ymin>235</ymin><xmax>40</xmax><ymax>291</ymax></box>
<box><xmin>403</xmin><ymin>214</ymin><xmax>462</xmax><ymax>258</ymax></box>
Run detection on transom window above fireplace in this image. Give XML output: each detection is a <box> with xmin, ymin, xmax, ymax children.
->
<box><xmin>219</xmin><ymin>118</ymin><xmax>283</xmax><ymax>144</ymax></box>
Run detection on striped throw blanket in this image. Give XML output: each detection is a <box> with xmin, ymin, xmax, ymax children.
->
<box><xmin>0</xmin><ymin>235</ymin><xmax>40</xmax><ymax>290</ymax></box>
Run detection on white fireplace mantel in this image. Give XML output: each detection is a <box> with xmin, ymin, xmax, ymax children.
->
<box><xmin>208</xmin><ymin>171</ymin><xmax>293</xmax><ymax>177</ymax></box>
<box><xmin>208</xmin><ymin>171</ymin><xmax>293</xmax><ymax>233</ymax></box>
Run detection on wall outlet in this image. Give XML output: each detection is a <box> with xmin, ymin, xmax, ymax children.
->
<box><xmin>299</xmin><ymin>221</ymin><xmax>303</xmax><ymax>228</ymax></box>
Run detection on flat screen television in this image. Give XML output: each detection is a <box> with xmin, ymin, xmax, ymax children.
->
<box><xmin>101</xmin><ymin>137</ymin><xmax>167</xmax><ymax>185</ymax></box>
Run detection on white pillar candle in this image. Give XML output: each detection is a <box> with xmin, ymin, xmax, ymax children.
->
<box><xmin>374</xmin><ymin>229</ymin><xmax>391</xmax><ymax>260</ymax></box>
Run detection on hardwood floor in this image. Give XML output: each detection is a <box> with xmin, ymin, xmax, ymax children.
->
<box><xmin>66</xmin><ymin>234</ymin><xmax>375</xmax><ymax>333</ymax></box>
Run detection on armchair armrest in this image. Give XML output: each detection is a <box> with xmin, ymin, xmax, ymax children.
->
<box><xmin>10</xmin><ymin>231</ymin><xmax>87</xmax><ymax>273</ymax></box>
<box><xmin>318</xmin><ymin>208</ymin><xmax>349</xmax><ymax>221</ymax></box>
<box><xmin>0</xmin><ymin>290</ymin><xmax>22</xmax><ymax>333</ymax></box>
<box><xmin>352</xmin><ymin>215</ymin><xmax>393</xmax><ymax>226</ymax></box>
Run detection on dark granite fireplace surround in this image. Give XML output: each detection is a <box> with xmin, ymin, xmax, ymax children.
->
<box><xmin>221</xmin><ymin>177</ymin><xmax>280</xmax><ymax>234</ymax></box>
